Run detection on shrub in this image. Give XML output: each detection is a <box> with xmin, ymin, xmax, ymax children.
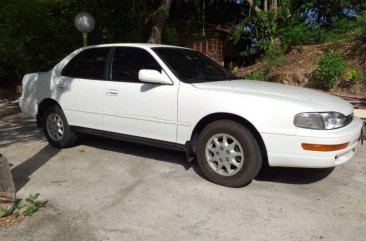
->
<box><xmin>339</xmin><ymin>68</ymin><xmax>364</xmax><ymax>89</ymax></box>
<box><xmin>245</xmin><ymin>71</ymin><xmax>266</xmax><ymax>81</ymax></box>
<box><xmin>279</xmin><ymin>24</ymin><xmax>325</xmax><ymax>49</ymax></box>
<box><xmin>323</xmin><ymin>18</ymin><xmax>359</xmax><ymax>42</ymax></box>
<box><xmin>263</xmin><ymin>43</ymin><xmax>287</xmax><ymax>72</ymax></box>
<box><xmin>310</xmin><ymin>51</ymin><xmax>347</xmax><ymax>90</ymax></box>
<box><xmin>357</xmin><ymin>12</ymin><xmax>366</xmax><ymax>42</ymax></box>
<box><xmin>346</xmin><ymin>69</ymin><xmax>364</xmax><ymax>85</ymax></box>
<box><xmin>162</xmin><ymin>26</ymin><xmax>178</xmax><ymax>45</ymax></box>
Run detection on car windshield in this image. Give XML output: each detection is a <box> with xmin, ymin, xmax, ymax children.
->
<box><xmin>152</xmin><ymin>47</ymin><xmax>241</xmax><ymax>83</ymax></box>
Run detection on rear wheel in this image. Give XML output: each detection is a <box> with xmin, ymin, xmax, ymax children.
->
<box><xmin>42</xmin><ymin>105</ymin><xmax>77</xmax><ymax>148</ymax></box>
<box><xmin>196</xmin><ymin>120</ymin><xmax>262</xmax><ymax>187</ymax></box>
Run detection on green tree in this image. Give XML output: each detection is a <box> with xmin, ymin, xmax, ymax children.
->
<box><xmin>0</xmin><ymin>0</ymin><xmax>157</xmax><ymax>85</ymax></box>
<box><xmin>0</xmin><ymin>0</ymin><xmax>79</xmax><ymax>83</ymax></box>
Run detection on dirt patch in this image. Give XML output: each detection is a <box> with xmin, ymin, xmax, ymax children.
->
<box><xmin>0</xmin><ymin>215</ymin><xmax>25</xmax><ymax>228</ymax></box>
<box><xmin>0</xmin><ymin>214</ymin><xmax>25</xmax><ymax>239</ymax></box>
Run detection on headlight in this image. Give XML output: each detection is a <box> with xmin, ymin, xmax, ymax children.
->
<box><xmin>294</xmin><ymin>112</ymin><xmax>347</xmax><ymax>130</ymax></box>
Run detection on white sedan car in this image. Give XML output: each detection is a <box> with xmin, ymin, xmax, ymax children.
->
<box><xmin>19</xmin><ymin>44</ymin><xmax>364</xmax><ymax>187</ymax></box>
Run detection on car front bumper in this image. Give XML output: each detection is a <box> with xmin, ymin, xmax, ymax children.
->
<box><xmin>262</xmin><ymin>116</ymin><xmax>364</xmax><ymax>168</ymax></box>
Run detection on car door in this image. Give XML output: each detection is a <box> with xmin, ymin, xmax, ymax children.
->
<box><xmin>103</xmin><ymin>47</ymin><xmax>178</xmax><ymax>143</ymax></box>
<box><xmin>54</xmin><ymin>47</ymin><xmax>111</xmax><ymax>130</ymax></box>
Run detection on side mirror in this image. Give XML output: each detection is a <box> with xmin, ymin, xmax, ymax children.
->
<box><xmin>138</xmin><ymin>69</ymin><xmax>172</xmax><ymax>85</ymax></box>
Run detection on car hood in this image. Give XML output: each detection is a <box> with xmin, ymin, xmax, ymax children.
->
<box><xmin>191</xmin><ymin>80</ymin><xmax>354</xmax><ymax>115</ymax></box>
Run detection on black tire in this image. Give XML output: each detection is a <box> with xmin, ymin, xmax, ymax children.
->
<box><xmin>196</xmin><ymin>120</ymin><xmax>262</xmax><ymax>187</ymax></box>
<box><xmin>42</xmin><ymin>105</ymin><xmax>77</xmax><ymax>148</ymax></box>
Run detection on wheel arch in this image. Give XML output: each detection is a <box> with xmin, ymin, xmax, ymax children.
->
<box><xmin>190</xmin><ymin>113</ymin><xmax>269</xmax><ymax>166</ymax></box>
<box><xmin>36</xmin><ymin>98</ymin><xmax>61</xmax><ymax>127</ymax></box>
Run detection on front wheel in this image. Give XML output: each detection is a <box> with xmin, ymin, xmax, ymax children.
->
<box><xmin>42</xmin><ymin>105</ymin><xmax>77</xmax><ymax>148</ymax></box>
<box><xmin>196</xmin><ymin>120</ymin><xmax>262</xmax><ymax>187</ymax></box>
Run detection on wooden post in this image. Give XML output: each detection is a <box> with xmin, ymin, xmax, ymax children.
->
<box><xmin>0</xmin><ymin>154</ymin><xmax>16</xmax><ymax>217</ymax></box>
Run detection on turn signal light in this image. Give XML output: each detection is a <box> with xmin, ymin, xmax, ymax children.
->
<box><xmin>301</xmin><ymin>143</ymin><xmax>349</xmax><ymax>152</ymax></box>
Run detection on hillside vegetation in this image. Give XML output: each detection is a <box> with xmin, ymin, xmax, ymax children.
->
<box><xmin>236</xmin><ymin>40</ymin><xmax>366</xmax><ymax>95</ymax></box>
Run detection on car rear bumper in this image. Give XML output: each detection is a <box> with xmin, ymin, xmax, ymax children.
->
<box><xmin>262</xmin><ymin>117</ymin><xmax>364</xmax><ymax>168</ymax></box>
<box><xmin>19</xmin><ymin>96</ymin><xmax>37</xmax><ymax>118</ymax></box>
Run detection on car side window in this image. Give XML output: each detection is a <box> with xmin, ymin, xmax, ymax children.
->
<box><xmin>61</xmin><ymin>47</ymin><xmax>110</xmax><ymax>80</ymax></box>
<box><xmin>111</xmin><ymin>47</ymin><xmax>162</xmax><ymax>82</ymax></box>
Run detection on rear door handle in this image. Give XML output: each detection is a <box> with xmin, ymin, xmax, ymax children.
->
<box><xmin>107</xmin><ymin>89</ymin><xmax>118</xmax><ymax>96</ymax></box>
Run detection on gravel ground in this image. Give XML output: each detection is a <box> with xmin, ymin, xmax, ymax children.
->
<box><xmin>0</xmin><ymin>102</ymin><xmax>365</xmax><ymax>241</ymax></box>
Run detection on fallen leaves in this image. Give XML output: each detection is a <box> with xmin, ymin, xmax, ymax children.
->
<box><xmin>0</xmin><ymin>214</ymin><xmax>25</xmax><ymax>228</ymax></box>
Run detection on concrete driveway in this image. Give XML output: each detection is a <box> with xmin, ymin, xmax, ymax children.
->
<box><xmin>1</xmin><ymin>101</ymin><xmax>365</xmax><ymax>241</ymax></box>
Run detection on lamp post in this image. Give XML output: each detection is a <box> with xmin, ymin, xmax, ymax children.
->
<box><xmin>74</xmin><ymin>12</ymin><xmax>95</xmax><ymax>47</ymax></box>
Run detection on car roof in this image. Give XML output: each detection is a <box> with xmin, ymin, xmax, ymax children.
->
<box><xmin>82</xmin><ymin>43</ymin><xmax>190</xmax><ymax>50</ymax></box>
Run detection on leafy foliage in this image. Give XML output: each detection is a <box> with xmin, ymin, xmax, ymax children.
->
<box><xmin>346</xmin><ymin>68</ymin><xmax>364</xmax><ymax>84</ymax></box>
<box><xmin>1</xmin><ymin>0</ymin><xmax>366</xmax><ymax>89</ymax></box>
<box><xmin>310</xmin><ymin>51</ymin><xmax>347</xmax><ymax>90</ymax></box>
<box><xmin>232</xmin><ymin>9</ymin><xmax>279</xmax><ymax>57</ymax></box>
<box><xmin>279</xmin><ymin>24</ymin><xmax>325</xmax><ymax>48</ymax></box>
<box><xmin>0</xmin><ymin>0</ymin><xmax>83</xmax><ymax>84</ymax></box>
<box><xmin>14</xmin><ymin>193</ymin><xmax>44</xmax><ymax>217</ymax></box>
<box><xmin>231</xmin><ymin>8</ymin><xmax>290</xmax><ymax>70</ymax></box>
<box><xmin>162</xmin><ymin>26</ymin><xmax>179</xmax><ymax>45</ymax></box>
<box><xmin>0</xmin><ymin>0</ymin><xmax>158</xmax><ymax>85</ymax></box>
<box><xmin>357</xmin><ymin>11</ymin><xmax>366</xmax><ymax>42</ymax></box>
<box><xmin>0</xmin><ymin>206</ymin><xmax>13</xmax><ymax>218</ymax></box>
<box><xmin>263</xmin><ymin>43</ymin><xmax>287</xmax><ymax>71</ymax></box>
<box><xmin>322</xmin><ymin>18</ymin><xmax>360</xmax><ymax>42</ymax></box>
<box><xmin>301</xmin><ymin>0</ymin><xmax>366</xmax><ymax>28</ymax></box>
<box><xmin>245</xmin><ymin>71</ymin><xmax>266</xmax><ymax>80</ymax></box>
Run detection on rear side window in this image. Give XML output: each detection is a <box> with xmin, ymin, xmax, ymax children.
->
<box><xmin>61</xmin><ymin>47</ymin><xmax>110</xmax><ymax>80</ymax></box>
<box><xmin>111</xmin><ymin>47</ymin><xmax>161</xmax><ymax>82</ymax></box>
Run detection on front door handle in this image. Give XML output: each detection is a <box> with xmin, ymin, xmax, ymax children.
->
<box><xmin>107</xmin><ymin>89</ymin><xmax>118</xmax><ymax>96</ymax></box>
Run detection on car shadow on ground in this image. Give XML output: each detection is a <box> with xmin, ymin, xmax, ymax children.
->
<box><xmin>11</xmin><ymin>145</ymin><xmax>60</xmax><ymax>191</ymax></box>
<box><xmin>0</xmin><ymin>103</ymin><xmax>55</xmax><ymax>191</ymax></box>
<box><xmin>79</xmin><ymin>134</ymin><xmax>201</xmax><ymax>173</ymax></box>
<box><xmin>79</xmin><ymin>135</ymin><xmax>335</xmax><ymax>186</ymax></box>
<box><xmin>255</xmin><ymin>166</ymin><xmax>335</xmax><ymax>184</ymax></box>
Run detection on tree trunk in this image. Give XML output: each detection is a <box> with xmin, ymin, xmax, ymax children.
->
<box><xmin>147</xmin><ymin>0</ymin><xmax>172</xmax><ymax>44</ymax></box>
<box><xmin>270</xmin><ymin>0</ymin><xmax>278</xmax><ymax>10</ymax></box>
<box><xmin>267</xmin><ymin>0</ymin><xmax>278</xmax><ymax>10</ymax></box>
<box><xmin>245</xmin><ymin>0</ymin><xmax>262</xmax><ymax>13</ymax></box>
